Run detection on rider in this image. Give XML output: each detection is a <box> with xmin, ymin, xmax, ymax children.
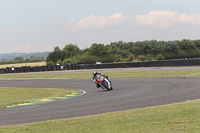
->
<box><xmin>93</xmin><ymin>71</ymin><xmax>109</xmax><ymax>88</ymax></box>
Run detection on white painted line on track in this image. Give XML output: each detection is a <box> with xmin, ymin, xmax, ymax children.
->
<box><xmin>6</xmin><ymin>105</ymin><xmax>40</xmax><ymax>111</ymax></box>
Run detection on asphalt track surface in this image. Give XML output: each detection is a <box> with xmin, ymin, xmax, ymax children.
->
<box><xmin>1</xmin><ymin>75</ymin><xmax>200</xmax><ymax>126</ymax></box>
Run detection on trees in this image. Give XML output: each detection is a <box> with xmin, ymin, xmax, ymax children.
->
<box><xmin>77</xmin><ymin>54</ymin><xmax>100</xmax><ymax>64</ymax></box>
<box><xmin>45</xmin><ymin>40</ymin><xmax>200</xmax><ymax>65</ymax></box>
<box><xmin>89</xmin><ymin>43</ymin><xmax>108</xmax><ymax>56</ymax></box>
<box><xmin>62</xmin><ymin>44</ymin><xmax>80</xmax><ymax>60</ymax></box>
<box><xmin>14</xmin><ymin>57</ymin><xmax>23</xmax><ymax>61</ymax></box>
<box><xmin>46</xmin><ymin>47</ymin><xmax>62</xmax><ymax>64</ymax></box>
<box><xmin>194</xmin><ymin>40</ymin><xmax>200</xmax><ymax>50</ymax></box>
<box><xmin>87</xmin><ymin>43</ymin><xmax>115</xmax><ymax>63</ymax></box>
<box><xmin>177</xmin><ymin>40</ymin><xmax>200</xmax><ymax>58</ymax></box>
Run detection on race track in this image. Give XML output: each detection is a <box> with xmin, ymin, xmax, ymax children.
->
<box><xmin>1</xmin><ymin>77</ymin><xmax>200</xmax><ymax>126</ymax></box>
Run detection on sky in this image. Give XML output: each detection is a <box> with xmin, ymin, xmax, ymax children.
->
<box><xmin>1</xmin><ymin>0</ymin><xmax>200</xmax><ymax>53</ymax></box>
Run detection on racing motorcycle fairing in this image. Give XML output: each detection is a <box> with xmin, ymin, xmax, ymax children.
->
<box><xmin>95</xmin><ymin>74</ymin><xmax>112</xmax><ymax>91</ymax></box>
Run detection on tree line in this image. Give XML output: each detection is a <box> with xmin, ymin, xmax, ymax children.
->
<box><xmin>46</xmin><ymin>39</ymin><xmax>200</xmax><ymax>65</ymax></box>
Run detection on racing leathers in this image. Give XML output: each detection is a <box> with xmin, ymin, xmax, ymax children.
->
<box><xmin>93</xmin><ymin>72</ymin><xmax>109</xmax><ymax>88</ymax></box>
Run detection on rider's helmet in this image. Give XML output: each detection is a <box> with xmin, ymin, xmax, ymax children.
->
<box><xmin>93</xmin><ymin>71</ymin><xmax>98</xmax><ymax>75</ymax></box>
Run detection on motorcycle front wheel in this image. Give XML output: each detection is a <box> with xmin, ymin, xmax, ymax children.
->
<box><xmin>103</xmin><ymin>78</ymin><xmax>112</xmax><ymax>91</ymax></box>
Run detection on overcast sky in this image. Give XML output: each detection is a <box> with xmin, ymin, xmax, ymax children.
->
<box><xmin>1</xmin><ymin>0</ymin><xmax>200</xmax><ymax>53</ymax></box>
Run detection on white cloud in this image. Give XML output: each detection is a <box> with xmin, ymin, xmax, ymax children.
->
<box><xmin>66</xmin><ymin>13</ymin><xmax>126</xmax><ymax>32</ymax></box>
<box><xmin>178</xmin><ymin>14</ymin><xmax>200</xmax><ymax>25</ymax></box>
<box><xmin>66</xmin><ymin>11</ymin><xmax>200</xmax><ymax>31</ymax></box>
<box><xmin>136</xmin><ymin>10</ymin><xmax>200</xmax><ymax>29</ymax></box>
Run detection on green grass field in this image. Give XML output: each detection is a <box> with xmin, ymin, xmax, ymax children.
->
<box><xmin>0</xmin><ymin>62</ymin><xmax>46</xmax><ymax>69</ymax></box>
<box><xmin>1</xmin><ymin>69</ymin><xmax>200</xmax><ymax>132</ymax></box>
<box><xmin>0</xmin><ymin>87</ymin><xmax>74</xmax><ymax>109</ymax></box>
<box><xmin>1</xmin><ymin>100</ymin><xmax>200</xmax><ymax>133</ymax></box>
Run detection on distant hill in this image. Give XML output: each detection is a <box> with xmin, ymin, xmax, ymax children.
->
<box><xmin>0</xmin><ymin>52</ymin><xmax>49</xmax><ymax>61</ymax></box>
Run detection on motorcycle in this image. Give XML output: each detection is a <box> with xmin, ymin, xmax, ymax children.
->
<box><xmin>95</xmin><ymin>74</ymin><xmax>113</xmax><ymax>91</ymax></box>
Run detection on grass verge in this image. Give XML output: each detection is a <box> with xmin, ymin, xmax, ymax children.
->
<box><xmin>0</xmin><ymin>100</ymin><xmax>200</xmax><ymax>133</ymax></box>
<box><xmin>0</xmin><ymin>69</ymin><xmax>200</xmax><ymax>79</ymax></box>
<box><xmin>0</xmin><ymin>87</ymin><xmax>74</xmax><ymax>109</ymax></box>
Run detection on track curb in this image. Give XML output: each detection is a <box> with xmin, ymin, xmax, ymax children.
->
<box><xmin>5</xmin><ymin>90</ymin><xmax>86</xmax><ymax>108</ymax></box>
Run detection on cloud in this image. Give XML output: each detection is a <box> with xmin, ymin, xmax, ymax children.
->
<box><xmin>66</xmin><ymin>11</ymin><xmax>200</xmax><ymax>31</ymax></box>
<box><xmin>178</xmin><ymin>14</ymin><xmax>200</xmax><ymax>25</ymax></box>
<box><xmin>66</xmin><ymin>13</ymin><xmax>126</xmax><ymax>32</ymax></box>
<box><xmin>136</xmin><ymin>10</ymin><xmax>200</xmax><ymax>29</ymax></box>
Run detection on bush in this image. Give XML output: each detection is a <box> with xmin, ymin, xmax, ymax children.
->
<box><xmin>62</xmin><ymin>58</ymin><xmax>79</xmax><ymax>64</ymax></box>
<box><xmin>63</xmin><ymin>59</ymin><xmax>72</xmax><ymax>64</ymax></box>
<box><xmin>46</xmin><ymin>61</ymin><xmax>54</xmax><ymax>65</ymax></box>
<box><xmin>57</xmin><ymin>60</ymin><xmax>63</xmax><ymax>65</ymax></box>
<box><xmin>155</xmin><ymin>54</ymin><xmax>164</xmax><ymax>60</ymax></box>
<box><xmin>77</xmin><ymin>54</ymin><xmax>100</xmax><ymax>64</ymax></box>
<box><xmin>137</xmin><ymin>55</ymin><xmax>145</xmax><ymax>61</ymax></box>
<box><xmin>145</xmin><ymin>54</ymin><xmax>154</xmax><ymax>61</ymax></box>
<box><xmin>163</xmin><ymin>52</ymin><xmax>178</xmax><ymax>59</ymax></box>
<box><xmin>30</xmin><ymin>58</ymin><xmax>42</xmax><ymax>62</ymax></box>
<box><xmin>101</xmin><ymin>54</ymin><xmax>115</xmax><ymax>63</ymax></box>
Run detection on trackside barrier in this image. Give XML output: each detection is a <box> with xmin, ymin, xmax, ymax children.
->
<box><xmin>78</xmin><ymin>59</ymin><xmax>200</xmax><ymax>69</ymax></box>
<box><xmin>1</xmin><ymin>59</ymin><xmax>200</xmax><ymax>74</ymax></box>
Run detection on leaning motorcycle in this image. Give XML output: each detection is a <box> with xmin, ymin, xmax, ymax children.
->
<box><xmin>95</xmin><ymin>74</ymin><xmax>113</xmax><ymax>91</ymax></box>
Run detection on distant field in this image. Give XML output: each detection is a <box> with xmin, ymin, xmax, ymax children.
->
<box><xmin>0</xmin><ymin>62</ymin><xmax>46</xmax><ymax>69</ymax></box>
